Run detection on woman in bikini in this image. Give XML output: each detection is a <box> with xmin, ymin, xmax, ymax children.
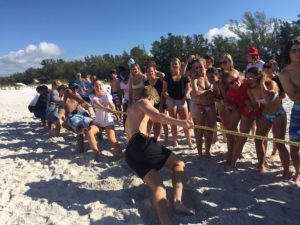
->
<box><xmin>206</xmin><ymin>67</ymin><xmax>227</xmax><ymax>143</ymax></box>
<box><xmin>190</xmin><ymin>58</ymin><xmax>216</xmax><ymax>158</ymax></box>
<box><xmin>163</xmin><ymin>58</ymin><xmax>192</xmax><ymax>148</ymax></box>
<box><xmin>129</xmin><ymin>63</ymin><xmax>147</xmax><ymax>105</ymax></box>
<box><xmin>263</xmin><ymin>60</ymin><xmax>286</xmax><ymax>161</ymax></box>
<box><xmin>145</xmin><ymin>63</ymin><xmax>168</xmax><ymax>142</ymax></box>
<box><xmin>219</xmin><ymin>54</ymin><xmax>241</xmax><ymax>163</ymax></box>
<box><xmin>246</xmin><ymin>67</ymin><xmax>291</xmax><ymax>178</ymax></box>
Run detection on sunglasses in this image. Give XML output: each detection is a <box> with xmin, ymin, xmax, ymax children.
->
<box><xmin>263</xmin><ymin>65</ymin><xmax>272</xmax><ymax>69</ymax></box>
<box><xmin>229</xmin><ymin>77</ymin><xmax>239</xmax><ymax>85</ymax></box>
<box><xmin>220</xmin><ymin>61</ymin><xmax>228</xmax><ymax>65</ymax></box>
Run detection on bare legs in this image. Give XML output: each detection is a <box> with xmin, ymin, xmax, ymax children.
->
<box><xmin>224</xmin><ymin>108</ymin><xmax>240</xmax><ymax>165</ymax></box>
<box><xmin>167</xmin><ymin>105</ymin><xmax>191</xmax><ymax>148</ymax></box>
<box><xmin>87</xmin><ymin>125</ymin><xmax>123</xmax><ymax>162</ymax></box>
<box><xmin>231</xmin><ymin>115</ymin><xmax>254</xmax><ymax>167</ymax></box>
<box><xmin>143</xmin><ymin>153</ymin><xmax>194</xmax><ymax>225</ymax></box>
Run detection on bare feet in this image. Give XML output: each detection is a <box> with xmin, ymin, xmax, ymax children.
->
<box><xmin>173</xmin><ymin>141</ymin><xmax>178</xmax><ymax>148</ymax></box>
<box><xmin>293</xmin><ymin>173</ymin><xmax>300</xmax><ymax>185</ymax></box>
<box><xmin>114</xmin><ymin>149</ymin><xmax>124</xmax><ymax>159</ymax></box>
<box><xmin>94</xmin><ymin>151</ymin><xmax>101</xmax><ymax>162</ymax></box>
<box><xmin>206</xmin><ymin>151</ymin><xmax>212</xmax><ymax>157</ymax></box>
<box><xmin>268</xmin><ymin>154</ymin><xmax>277</xmax><ymax>162</ymax></box>
<box><xmin>250</xmin><ymin>167</ymin><xmax>265</xmax><ymax>173</ymax></box>
<box><xmin>282</xmin><ymin>171</ymin><xmax>293</xmax><ymax>180</ymax></box>
<box><xmin>173</xmin><ymin>202</ymin><xmax>195</xmax><ymax>216</ymax></box>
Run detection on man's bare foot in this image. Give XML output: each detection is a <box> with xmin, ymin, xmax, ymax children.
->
<box><xmin>173</xmin><ymin>202</ymin><xmax>195</xmax><ymax>216</ymax></box>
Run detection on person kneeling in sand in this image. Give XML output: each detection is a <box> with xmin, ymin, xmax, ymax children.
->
<box><xmin>86</xmin><ymin>80</ymin><xmax>123</xmax><ymax>162</ymax></box>
<box><xmin>63</xmin><ymin>83</ymin><xmax>93</xmax><ymax>134</ymax></box>
<box><xmin>125</xmin><ymin>86</ymin><xmax>195</xmax><ymax>225</ymax></box>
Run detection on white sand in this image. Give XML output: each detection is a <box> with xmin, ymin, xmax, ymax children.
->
<box><xmin>0</xmin><ymin>87</ymin><xmax>299</xmax><ymax>225</ymax></box>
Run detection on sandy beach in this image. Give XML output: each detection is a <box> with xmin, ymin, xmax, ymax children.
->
<box><xmin>0</xmin><ymin>87</ymin><xmax>299</xmax><ymax>225</ymax></box>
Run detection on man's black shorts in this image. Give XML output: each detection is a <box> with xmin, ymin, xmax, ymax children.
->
<box><xmin>125</xmin><ymin>133</ymin><xmax>171</xmax><ymax>179</ymax></box>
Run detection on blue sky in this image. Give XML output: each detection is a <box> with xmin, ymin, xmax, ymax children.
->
<box><xmin>0</xmin><ymin>0</ymin><xmax>299</xmax><ymax>76</ymax></box>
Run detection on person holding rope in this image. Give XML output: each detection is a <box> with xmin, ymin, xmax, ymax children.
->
<box><xmin>63</xmin><ymin>83</ymin><xmax>93</xmax><ymax>134</ymax></box>
<box><xmin>87</xmin><ymin>80</ymin><xmax>123</xmax><ymax>162</ymax></box>
<box><xmin>246</xmin><ymin>67</ymin><xmax>291</xmax><ymax>177</ymax></box>
<box><xmin>279</xmin><ymin>37</ymin><xmax>300</xmax><ymax>183</ymax></box>
<box><xmin>125</xmin><ymin>85</ymin><xmax>194</xmax><ymax>225</ymax></box>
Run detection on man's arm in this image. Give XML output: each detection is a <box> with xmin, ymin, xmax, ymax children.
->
<box><xmin>279</xmin><ymin>71</ymin><xmax>300</xmax><ymax>102</ymax></box>
<box><xmin>65</xmin><ymin>89</ymin><xmax>85</xmax><ymax>104</ymax></box>
<box><xmin>138</xmin><ymin>100</ymin><xmax>193</xmax><ymax>129</ymax></box>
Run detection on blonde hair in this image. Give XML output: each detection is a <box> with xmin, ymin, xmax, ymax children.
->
<box><xmin>52</xmin><ymin>80</ymin><xmax>62</xmax><ymax>87</ymax></box>
<box><xmin>222</xmin><ymin>53</ymin><xmax>234</xmax><ymax>69</ymax></box>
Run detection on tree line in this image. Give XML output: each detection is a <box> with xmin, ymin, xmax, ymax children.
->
<box><xmin>1</xmin><ymin>12</ymin><xmax>299</xmax><ymax>85</ymax></box>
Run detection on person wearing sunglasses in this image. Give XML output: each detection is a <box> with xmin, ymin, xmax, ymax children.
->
<box><xmin>263</xmin><ymin>59</ymin><xmax>286</xmax><ymax>162</ymax></box>
<box><xmin>222</xmin><ymin>70</ymin><xmax>261</xmax><ymax>165</ymax></box>
<box><xmin>279</xmin><ymin>37</ymin><xmax>300</xmax><ymax>184</ymax></box>
<box><xmin>189</xmin><ymin>58</ymin><xmax>216</xmax><ymax>158</ymax></box>
<box><xmin>163</xmin><ymin>57</ymin><xmax>192</xmax><ymax>148</ymax></box>
<box><xmin>245</xmin><ymin>67</ymin><xmax>291</xmax><ymax>178</ymax></box>
<box><xmin>218</xmin><ymin>54</ymin><xmax>240</xmax><ymax>161</ymax></box>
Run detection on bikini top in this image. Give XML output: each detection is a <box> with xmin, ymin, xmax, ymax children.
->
<box><xmin>131</xmin><ymin>76</ymin><xmax>144</xmax><ymax>89</ymax></box>
<box><xmin>255</xmin><ymin>92</ymin><xmax>279</xmax><ymax>104</ymax></box>
<box><xmin>197</xmin><ymin>83</ymin><xmax>205</xmax><ymax>91</ymax></box>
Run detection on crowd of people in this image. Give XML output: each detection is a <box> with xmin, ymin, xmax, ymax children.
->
<box><xmin>28</xmin><ymin>38</ymin><xmax>300</xmax><ymax>225</ymax></box>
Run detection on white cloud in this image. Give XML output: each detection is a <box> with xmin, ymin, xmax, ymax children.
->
<box><xmin>0</xmin><ymin>42</ymin><xmax>62</xmax><ymax>76</ymax></box>
<box><xmin>204</xmin><ymin>24</ymin><xmax>239</xmax><ymax>42</ymax></box>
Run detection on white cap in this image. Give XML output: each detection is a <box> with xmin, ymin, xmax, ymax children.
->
<box><xmin>76</xmin><ymin>72</ymin><xmax>82</xmax><ymax>76</ymax></box>
<box><xmin>127</xmin><ymin>58</ymin><xmax>136</xmax><ymax>67</ymax></box>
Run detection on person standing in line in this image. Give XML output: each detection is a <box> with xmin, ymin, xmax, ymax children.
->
<box><xmin>279</xmin><ymin>37</ymin><xmax>300</xmax><ymax>184</ymax></box>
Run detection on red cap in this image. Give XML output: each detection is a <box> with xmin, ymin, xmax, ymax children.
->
<box><xmin>246</xmin><ymin>47</ymin><xmax>258</xmax><ymax>55</ymax></box>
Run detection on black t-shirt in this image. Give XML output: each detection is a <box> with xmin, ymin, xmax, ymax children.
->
<box><xmin>272</xmin><ymin>75</ymin><xmax>284</xmax><ymax>94</ymax></box>
<box><xmin>163</xmin><ymin>74</ymin><xmax>190</xmax><ymax>100</ymax></box>
<box><xmin>145</xmin><ymin>79</ymin><xmax>163</xmax><ymax>96</ymax></box>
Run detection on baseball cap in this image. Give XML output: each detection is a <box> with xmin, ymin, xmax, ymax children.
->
<box><xmin>246</xmin><ymin>47</ymin><xmax>259</xmax><ymax>55</ymax></box>
<box><xmin>127</xmin><ymin>58</ymin><xmax>136</xmax><ymax>67</ymax></box>
<box><xmin>68</xmin><ymin>82</ymin><xmax>79</xmax><ymax>89</ymax></box>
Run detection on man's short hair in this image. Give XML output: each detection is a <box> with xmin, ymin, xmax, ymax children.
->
<box><xmin>141</xmin><ymin>86</ymin><xmax>160</xmax><ymax>103</ymax></box>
